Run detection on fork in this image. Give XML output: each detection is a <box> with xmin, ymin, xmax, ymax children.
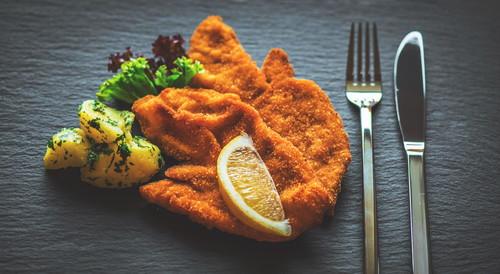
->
<box><xmin>345</xmin><ymin>22</ymin><xmax>382</xmax><ymax>274</ymax></box>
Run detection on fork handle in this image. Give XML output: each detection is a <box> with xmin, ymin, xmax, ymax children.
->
<box><xmin>360</xmin><ymin>106</ymin><xmax>379</xmax><ymax>274</ymax></box>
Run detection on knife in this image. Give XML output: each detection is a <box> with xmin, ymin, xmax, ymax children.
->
<box><xmin>394</xmin><ymin>31</ymin><xmax>431</xmax><ymax>274</ymax></box>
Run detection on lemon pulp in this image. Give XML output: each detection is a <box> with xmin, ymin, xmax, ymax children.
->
<box><xmin>217</xmin><ymin>133</ymin><xmax>291</xmax><ymax>237</ymax></box>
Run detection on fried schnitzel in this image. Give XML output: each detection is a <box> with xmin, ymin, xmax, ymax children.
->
<box><xmin>189</xmin><ymin>16</ymin><xmax>268</xmax><ymax>102</ymax></box>
<box><xmin>134</xmin><ymin>88</ymin><xmax>331</xmax><ymax>241</ymax></box>
<box><xmin>255</xmin><ymin>48</ymin><xmax>351</xmax><ymax>212</ymax></box>
<box><xmin>134</xmin><ymin>16</ymin><xmax>351</xmax><ymax>241</ymax></box>
<box><xmin>189</xmin><ymin>16</ymin><xmax>350</xmax><ymax>211</ymax></box>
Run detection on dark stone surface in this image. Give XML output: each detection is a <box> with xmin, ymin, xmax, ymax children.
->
<box><xmin>1</xmin><ymin>0</ymin><xmax>500</xmax><ymax>273</ymax></box>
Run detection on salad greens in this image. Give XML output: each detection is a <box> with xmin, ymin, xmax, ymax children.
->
<box><xmin>155</xmin><ymin>57</ymin><xmax>205</xmax><ymax>88</ymax></box>
<box><xmin>97</xmin><ymin>56</ymin><xmax>204</xmax><ymax>105</ymax></box>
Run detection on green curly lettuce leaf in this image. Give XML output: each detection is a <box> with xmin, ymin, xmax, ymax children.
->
<box><xmin>154</xmin><ymin>57</ymin><xmax>205</xmax><ymax>89</ymax></box>
<box><xmin>170</xmin><ymin>57</ymin><xmax>205</xmax><ymax>88</ymax></box>
<box><xmin>97</xmin><ymin>58</ymin><xmax>156</xmax><ymax>104</ymax></box>
<box><xmin>97</xmin><ymin>57</ymin><xmax>204</xmax><ymax>105</ymax></box>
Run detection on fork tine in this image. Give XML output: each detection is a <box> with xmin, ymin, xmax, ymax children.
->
<box><xmin>373</xmin><ymin>23</ymin><xmax>382</xmax><ymax>82</ymax></box>
<box><xmin>357</xmin><ymin>22</ymin><xmax>363</xmax><ymax>81</ymax></box>
<box><xmin>346</xmin><ymin>23</ymin><xmax>355</xmax><ymax>81</ymax></box>
<box><xmin>365</xmin><ymin>22</ymin><xmax>371</xmax><ymax>82</ymax></box>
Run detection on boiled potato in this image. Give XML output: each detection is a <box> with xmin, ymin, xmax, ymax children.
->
<box><xmin>79</xmin><ymin>100</ymin><xmax>134</xmax><ymax>143</ymax></box>
<box><xmin>45</xmin><ymin>100</ymin><xmax>163</xmax><ymax>188</ymax></box>
<box><xmin>43</xmin><ymin>128</ymin><xmax>89</xmax><ymax>169</ymax></box>
<box><xmin>80</xmin><ymin>136</ymin><xmax>163</xmax><ymax>188</ymax></box>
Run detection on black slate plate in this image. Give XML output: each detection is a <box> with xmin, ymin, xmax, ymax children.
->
<box><xmin>1</xmin><ymin>0</ymin><xmax>500</xmax><ymax>273</ymax></box>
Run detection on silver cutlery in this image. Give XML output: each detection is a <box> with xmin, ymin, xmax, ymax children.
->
<box><xmin>394</xmin><ymin>31</ymin><xmax>431</xmax><ymax>274</ymax></box>
<box><xmin>345</xmin><ymin>22</ymin><xmax>381</xmax><ymax>274</ymax></box>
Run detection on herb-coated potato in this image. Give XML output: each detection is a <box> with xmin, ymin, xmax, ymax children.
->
<box><xmin>79</xmin><ymin>100</ymin><xmax>134</xmax><ymax>143</ymax></box>
<box><xmin>45</xmin><ymin>100</ymin><xmax>163</xmax><ymax>188</ymax></box>
<box><xmin>80</xmin><ymin>136</ymin><xmax>163</xmax><ymax>188</ymax></box>
<box><xmin>43</xmin><ymin>128</ymin><xmax>89</xmax><ymax>169</ymax></box>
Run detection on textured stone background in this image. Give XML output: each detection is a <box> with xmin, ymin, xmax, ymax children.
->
<box><xmin>1</xmin><ymin>0</ymin><xmax>500</xmax><ymax>273</ymax></box>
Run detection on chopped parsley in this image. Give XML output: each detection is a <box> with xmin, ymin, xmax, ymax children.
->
<box><xmin>88</xmin><ymin>118</ymin><xmax>101</xmax><ymax>130</ymax></box>
<box><xmin>92</xmin><ymin>100</ymin><xmax>106</xmax><ymax>114</ymax></box>
<box><xmin>87</xmin><ymin>143</ymin><xmax>113</xmax><ymax>169</ymax></box>
<box><xmin>47</xmin><ymin>138</ymin><xmax>55</xmax><ymax>150</ymax></box>
<box><xmin>106</xmin><ymin>119</ymin><xmax>118</xmax><ymax>127</ymax></box>
<box><xmin>87</xmin><ymin>150</ymin><xmax>99</xmax><ymax>169</ymax></box>
<box><xmin>118</xmin><ymin>142</ymin><xmax>131</xmax><ymax>158</ymax></box>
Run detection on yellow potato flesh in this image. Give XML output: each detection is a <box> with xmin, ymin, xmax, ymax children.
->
<box><xmin>45</xmin><ymin>100</ymin><xmax>163</xmax><ymax>188</ymax></box>
<box><xmin>80</xmin><ymin>136</ymin><xmax>163</xmax><ymax>188</ymax></box>
<box><xmin>79</xmin><ymin>100</ymin><xmax>134</xmax><ymax>143</ymax></box>
<box><xmin>43</xmin><ymin>128</ymin><xmax>89</xmax><ymax>169</ymax></box>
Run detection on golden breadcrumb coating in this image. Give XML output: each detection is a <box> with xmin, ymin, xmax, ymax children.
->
<box><xmin>254</xmin><ymin>48</ymin><xmax>351</xmax><ymax>211</ymax></box>
<box><xmin>135</xmin><ymin>16</ymin><xmax>351</xmax><ymax>241</ymax></box>
<box><xmin>134</xmin><ymin>88</ymin><xmax>330</xmax><ymax>241</ymax></box>
<box><xmin>188</xmin><ymin>16</ymin><xmax>269</xmax><ymax>102</ymax></box>
<box><xmin>189</xmin><ymin>17</ymin><xmax>351</xmax><ymax>212</ymax></box>
<box><xmin>261</xmin><ymin>48</ymin><xmax>295</xmax><ymax>82</ymax></box>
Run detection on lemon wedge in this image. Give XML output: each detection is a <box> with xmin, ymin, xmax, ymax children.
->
<box><xmin>217</xmin><ymin>133</ymin><xmax>291</xmax><ymax>237</ymax></box>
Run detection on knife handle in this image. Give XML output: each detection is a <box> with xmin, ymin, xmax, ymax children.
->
<box><xmin>360</xmin><ymin>106</ymin><xmax>379</xmax><ymax>274</ymax></box>
<box><xmin>407</xmin><ymin>150</ymin><xmax>431</xmax><ymax>274</ymax></box>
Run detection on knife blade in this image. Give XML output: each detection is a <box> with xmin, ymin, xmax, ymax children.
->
<box><xmin>395</xmin><ymin>32</ymin><xmax>426</xmax><ymax>144</ymax></box>
<box><xmin>394</xmin><ymin>31</ymin><xmax>431</xmax><ymax>274</ymax></box>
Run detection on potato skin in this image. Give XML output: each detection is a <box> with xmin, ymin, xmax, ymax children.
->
<box><xmin>43</xmin><ymin>128</ymin><xmax>89</xmax><ymax>169</ymax></box>
<box><xmin>80</xmin><ymin>136</ymin><xmax>163</xmax><ymax>188</ymax></box>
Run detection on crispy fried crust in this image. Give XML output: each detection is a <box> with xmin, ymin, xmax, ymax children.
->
<box><xmin>189</xmin><ymin>17</ymin><xmax>350</xmax><ymax>211</ymax></box>
<box><xmin>134</xmin><ymin>88</ymin><xmax>331</xmax><ymax>241</ymax></box>
<box><xmin>261</xmin><ymin>48</ymin><xmax>295</xmax><ymax>82</ymax></box>
<box><xmin>131</xmin><ymin>93</ymin><xmax>221</xmax><ymax>164</ymax></box>
<box><xmin>136</xmin><ymin>16</ymin><xmax>351</xmax><ymax>241</ymax></box>
<box><xmin>254</xmin><ymin>48</ymin><xmax>351</xmax><ymax>210</ymax></box>
<box><xmin>188</xmin><ymin>16</ymin><xmax>269</xmax><ymax>102</ymax></box>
